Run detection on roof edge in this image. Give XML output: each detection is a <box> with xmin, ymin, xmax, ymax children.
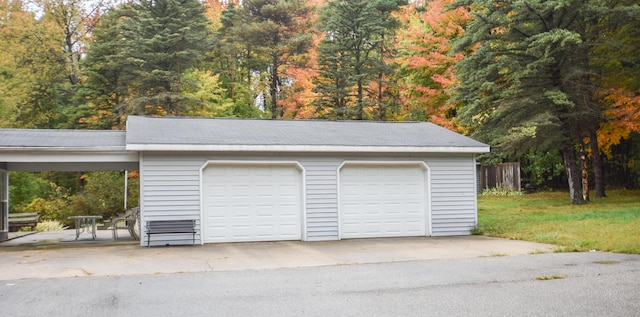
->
<box><xmin>126</xmin><ymin>144</ymin><xmax>490</xmax><ymax>154</ymax></box>
<box><xmin>0</xmin><ymin>146</ymin><xmax>128</xmax><ymax>152</ymax></box>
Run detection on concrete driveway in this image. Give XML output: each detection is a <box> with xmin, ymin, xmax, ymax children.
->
<box><xmin>0</xmin><ymin>234</ymin><xmax>558</xmax><ymax>280</ymax></box>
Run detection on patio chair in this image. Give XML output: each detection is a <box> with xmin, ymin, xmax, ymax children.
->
<box><xmin>107</xmin><ymin>207</ymin><xmax>140</xmax><ymax>240</ymax></box>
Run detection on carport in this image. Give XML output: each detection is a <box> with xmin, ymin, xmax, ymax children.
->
<box><xmin>0</xmin><ymin>129</ymin><xmax>139</xmax><ymax>240</ymax></box>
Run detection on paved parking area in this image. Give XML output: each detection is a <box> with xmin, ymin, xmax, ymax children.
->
<box><xmin>3</xmin><ymin>249</ymin><xmax>639</xmax><ymax>316</ymax></box>
<box><xmin>0</xmin><ymin>233</ymin><xmax>558</xmax><ymax>280</ymax></box>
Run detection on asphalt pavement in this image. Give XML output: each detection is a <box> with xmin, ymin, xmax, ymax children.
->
<box><xmin>1</xmin><ymin>234</ymin><xmax>639</xmax><ymax>316</ymax></box>
<box><xmin>1</xmin><ymin>251</ymin><xmax>638</xmax><ymax>316</ymax></box>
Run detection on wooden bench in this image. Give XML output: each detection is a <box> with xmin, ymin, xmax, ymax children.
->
<box><xmin>145</xmin><ymin>220</ymin><xmax>196</xmax><ymax>247</ymax></box>
<box><xmin>8</xmin><ymin>212</ymin><xmax>40</xmax><ymax>231</ymax></box>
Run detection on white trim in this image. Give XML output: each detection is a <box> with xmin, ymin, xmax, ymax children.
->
<box><xmin>336</xmin><ymin>161</ymin><xmax>432</xmax><ymax>239</ymax></box>
<box><xmin>126</xmin><ymin>144</ymin><xmax>490</xmax><ymax>154</ymax></box>
<box><xmin>138</xmin><ymin>152</ymin><xmax>146</xmax><ymax>247</ymax></box>
<box><xmin>0</xmin><ymin>151</ymin><xmax>138</xmax><ymax>163</ymax></box>
<box><xmin>199</xmin><ymin>160</ymin><xmax>307</xmax><ymax>243</ymax></box>
<box><xmin>472</xmin><ymin>155</ymin><xmax>479</xmax><ymax>230</ymax></box>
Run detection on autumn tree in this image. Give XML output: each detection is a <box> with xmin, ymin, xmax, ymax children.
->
<box><xmin>0</xmin><ymin>0</ymin><xmax>69</xmax><ymax>128</ymax></box>
<box><xmin>37</xmin><ymin>0</ymin><xmax>106</xmax><ymax>88</ymax></box>
<box><xmin>396</xmin><ymin>0</ymin><xmax>469</xmax><ymax>130</ymax></box>
<box><xmin>591</xmin><ymin>0</ymin><xmax>640</xmax><ymax>192</ymax></box>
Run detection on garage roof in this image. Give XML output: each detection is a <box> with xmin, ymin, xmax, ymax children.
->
<box><xmin>126</xmin><ymin>116</ymin><xmax>490</xmax><ymax>153</ymax></box>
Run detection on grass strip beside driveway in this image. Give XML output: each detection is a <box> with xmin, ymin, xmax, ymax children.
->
<box><xmin>476</xmin><ymin>190</ymin><xmax>640</xmax><ymax>254</ymax></box>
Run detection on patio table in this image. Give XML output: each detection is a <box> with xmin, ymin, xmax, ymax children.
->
<box><xmin>68</xmin><ymin>215</ymin><xmax>103</xmax><ymax>240</ymax></box>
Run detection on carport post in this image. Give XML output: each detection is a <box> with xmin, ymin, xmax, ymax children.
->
<box><xmin>0</xmin><ymin>167</ymin><xmax>7</xmax><ymax>240</ymax></box>
<box><xmin>124</xmin><ymin>170</ymin><xmax>128</xmax><ymax>210</ymax></box>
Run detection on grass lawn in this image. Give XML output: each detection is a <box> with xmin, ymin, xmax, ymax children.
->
<box><xmin>476</xmin><ymin>190</ymin><xmax>640</xmax><ymax>254</ymax></box>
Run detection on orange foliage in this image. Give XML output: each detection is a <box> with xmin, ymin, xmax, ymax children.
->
<box><xmin>280</xmin><ymin>1</ymin><xmax>323</xmax><ymax>119</ymax></box>
<box><xmin>127</xmin><ymin>170</ymin><xmax>139</xmax><ymax>179</ymax></box>
<box><xmin>598</xmin><ymin>88</ymin><xmax>640</xmax><ymax>155</ymax></box>
<box><xmin>202</xmin><ymin>0</ymin><xmax>239</xmax><ymax>27</ymax></box>
<box><xmin>396</xmin><ymin>0</ymin><xmax>469</xmax><ymax>130</ymax></box>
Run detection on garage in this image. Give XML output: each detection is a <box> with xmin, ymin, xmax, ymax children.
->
<box><xmin>201</xmin><ymin>163</ymin><xmax>303</xmax><ymax>243</ymax></box>
<box><xmin>339</xmin><ymin>163</ymin><xmax>429</xmax><ymax>239</ymax></box>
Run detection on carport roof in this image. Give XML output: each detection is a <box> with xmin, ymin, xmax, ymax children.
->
<box><xmin>126</xmin><ymin>116</ymin><xmax>490</xmax><ymax>153</ymax></box>
<box><xmin>0</xmin><ymin>129</ymin><xmax>126</xmax><ymax>150</ymax></box>
<box><xmin>0</xmin><ymin>129</ymin><xmax>137</xmax><ymax>172</ymax></box>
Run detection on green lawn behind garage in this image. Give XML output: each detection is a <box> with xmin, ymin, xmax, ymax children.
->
<box><xmin>475</xmin><ymin>190</ymin><xmax>640</xmax><ymax>254</ymax></box>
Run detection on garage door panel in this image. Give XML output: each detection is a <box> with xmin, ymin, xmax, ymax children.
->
<box><xmin>203</xmin><ymin>165</ymin><xmax>302</xmax><ymax>243</ymax></box>
<box><xmin>340</xmin><ymin>165</ymin><xmax>427</xmax><ymax>239</ymax></box>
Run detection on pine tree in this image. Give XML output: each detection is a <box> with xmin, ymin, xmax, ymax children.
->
<box><xmin>81</xmin><ymin>0</ymin><xmax>212</xmax><ymax>121</ymax></box>
<box><xmin>123</xmin><ymin>0</ymin><xmax>212</xmax><ymax>115</ymax></box>
<box><xmin>234</xmin><ymin>0</ymin><xmax>313</xmax><ymax>119</ymax></box>
<box><xmin>314</xmin><ymin>0</ymin><xmax>405</xmax><ymax>120</ymax></box>
<box><xmin>453</xmin><ymin>0</ymin><xmax>639</xmax><ymax>204</ymax></box>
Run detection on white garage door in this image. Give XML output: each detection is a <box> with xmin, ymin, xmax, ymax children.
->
<box><xmin>202</xmin><ymin>164</ymin><xmax>303</xmax><ymax>243</ymax></box>
<box><xmin>340</xmin><ymin>165</ymin><xmax>427</xmax><ymax>239</ymax></box>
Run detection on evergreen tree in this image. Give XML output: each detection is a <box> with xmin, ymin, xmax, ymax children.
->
<box><xmin>123</xmin><ymin>0</ymin><xmax>212</xmax><ymax>115</ymax></box>
<box><xmin>210</xmin><ymin>2</ymin><xmax>266</xmax><ymax>118</ymax></box>
<box><xmin>78</xmin><ymin>9</ymin><xmax>132</xmax><ymax>128</ymax></box>
<box><xmin>81</xmin><ymin>0</ymin><xmax>212</xmax><ymax>122</ymax></box>
<box><xmin>314</xmin><ymin>0</ymin><xmax>405</xmax><ymax>120</ymax></box>
<box><xmin>235</xmin><ymin>0</ymin><xmax>313</xmax><ymax>119</ymax></box>
<box><xmin>453</xmin><ymin>0</ymin><xmax>639</xmax><ymax>204</ymax></box>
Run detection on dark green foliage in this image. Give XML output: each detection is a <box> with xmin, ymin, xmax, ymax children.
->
<box><xmin>452</xmin><ymin>0</ymin><xmax>639</xmax><ymax>203</ymax></box>
<box><xmin>123</xmin><ymin>0</ymin><xmax>212</xmax><ymax>115</ymax></box>
<box><xmin>605</xmin><ymin>133</ymin><xmax>640</xmax><ymax>189</ymax></box>
<box><xmin>77</xmin><ymin>9</ymin><xmax>131</xmax><ymax>128</ymax></box>
<box><xmin>80</xmin><ymin>0</ymin><xmax>212</xmax><ymax>125</ymax></box>
<box><xmin>521</xmin><ymin>151</ymin><xmax>566</xmax><ymax>190</ymax></box>
<box><xmin>8</xmin><ymin>172</ymin><xmax>49</xmax><ymax>212</ymax></box>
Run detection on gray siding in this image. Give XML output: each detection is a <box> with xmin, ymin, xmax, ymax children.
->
<box><xmin>140</xmin><ymin>155</ymin><xmax>203</xmax><ymax>246</ymax></box>
<box><xmin>428</xmin><ymin>156</ymin><xmax>478</xmax><ymax>236</ymax></box>
<box><xmin>300</xmin><ymin>159</ymin><xmax>341</xmax><ymax>241</ymax></box>
<box><xmin>139</xmin><ymin>153</ymin><xmax>479</xmax><ymax>245</ymax></box>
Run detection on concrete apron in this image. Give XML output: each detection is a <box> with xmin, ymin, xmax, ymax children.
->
<box><xmin>0</xmin><ymin>235</ymin><xmax>557</xmax><ymax>281</ymax></box>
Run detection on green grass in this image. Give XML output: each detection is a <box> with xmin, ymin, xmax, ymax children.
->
<box><xmin>476</xmin><ymin>190</ymin><xmax>640</xmax><ymax>254</ymax></box>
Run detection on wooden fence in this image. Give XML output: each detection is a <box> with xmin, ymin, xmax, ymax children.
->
<box><xmin>478</xmin><ymin>162</ymin><xmax>521</xmax><ymax>192</ymax></box>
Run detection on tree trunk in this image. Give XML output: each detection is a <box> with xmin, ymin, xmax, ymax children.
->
<box><xmin>270</xmin><ymin>55</ymin><xmax>279</xmax><ymax>119</ymax></box>
<box><xmin>589</xmin><ymin>128</ymin><xmax>606</xmax><ymax>197</ymax></box>
<box><xmin>562</xmin><ymin>145</ymin><xmax>584</xmax><ymax>205</ymax></box>
<box><xmin>377</xmin><ymin>72</ymin><xmax>385</xmax><ymax>121</ymax></box>
<box><xmin>579</xmin><ymin>142</ymin><xmax>589</xmax><ymax>202</ymax></box>
<box><xmin>77</xmin><ymin>172</ymin><xmax>85</xmax><ymax>193</ymax></box>
<box><xmin>357</xmin><ymin>79</ymin><xmax>363</xmax><ymax>120</ymax></box>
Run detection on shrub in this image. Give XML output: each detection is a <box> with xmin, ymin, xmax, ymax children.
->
<box><xmin>480</xmin><ymin>187</ymin><xmax>524</xmax><ymax>197</ymax></box>
<box><xmin>35</xmin><ymin>220</ymin><xmax>65</xmax><ymax>232</ymax></box>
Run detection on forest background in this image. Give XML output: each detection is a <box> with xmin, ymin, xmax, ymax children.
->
<box><xmin>1</xmin><ymin>0</ymin><xmax>639</xmax><ymax>224</ymax></box>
